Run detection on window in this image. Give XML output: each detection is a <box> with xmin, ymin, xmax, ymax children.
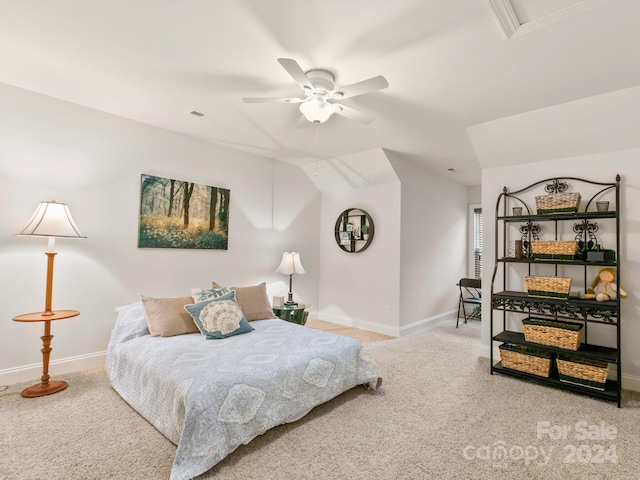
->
<box><xmin>473</xmin><ymin>207</ymin><xmax>482</xmax><ymax>279</ymax></box>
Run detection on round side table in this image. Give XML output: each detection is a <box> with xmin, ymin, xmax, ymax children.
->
<box><xmin>272</xmin><ymin>304</ymin><xmax>309</xmax><ymax>325</ymax></box>
<box><xmin>13</xmin><ymin>309</ymin><xmax>80</xmax><ymax>398</ymax></box>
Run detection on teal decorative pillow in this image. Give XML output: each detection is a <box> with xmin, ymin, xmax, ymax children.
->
<box><xmin>191</xmin><ymin>286</ymin><xmax>230</xmax><ymax>303</ymax></box>
<box><xmin>184</xmin><ymin>290</ymin><xmax>254</xmax><ymax>340</ymax></box>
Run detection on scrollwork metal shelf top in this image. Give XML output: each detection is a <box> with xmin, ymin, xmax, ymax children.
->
<box><xmin>492</xmin><ymin>291</ymin><xmax>618</xmax><ymax>324</ymax></box>
<box><xmin>496</xmin><ymin>175</ymin><xmax>620</xmax><ymax>217</ymax></box>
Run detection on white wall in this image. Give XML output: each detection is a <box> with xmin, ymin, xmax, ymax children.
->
<box><xmin>481</xmin><ymin>150</ymin><xmax>640</xmax><ymax>390</ymax></box>
<box><xmin>387</xmin><ymin>152</ymin><xmax>469</xmax><ymax>332</ymax></box>
<box><xmin>317</xmin><ymin>182</ymin><xmax>401</xmax><ymax>337</ymax></box>
<box><xmin>0</xmin><ymin>83</ymin><xmax>320</xmax><ymax>384</ymax></box>
<box><xmin>314</xmin><ymin>150</ymin><xmax>468</xmax><ymax>337</ymax></box>
<box><xmin>467</xmin><ymin>185</ymin><xmax>481</xmax><ymax>204</ymax></box>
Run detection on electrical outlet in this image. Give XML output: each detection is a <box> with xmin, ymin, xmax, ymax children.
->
<box><xmin>385</xmin><ymin>306</ymin><xmax>391</xmax><ymax>316</ymax></box>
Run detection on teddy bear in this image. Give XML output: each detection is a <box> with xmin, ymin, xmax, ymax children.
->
<box><xmin>579</xmin><ymin>268</ymin><xmax>627</xmax><ymax>302</ymax></box>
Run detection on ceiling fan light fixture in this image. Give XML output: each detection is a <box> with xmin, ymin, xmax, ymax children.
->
<box><xmin>244</xmin><ymin>59</ymin><xmax>387</xmax><ymax>125</ymax></box>
<box><xmin>299</xmin><ymin>97</ymin><xmax>335</xmax><ymax>124</ymax></box>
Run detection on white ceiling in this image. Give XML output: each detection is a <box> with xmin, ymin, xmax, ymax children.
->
<box><xmin>1</xmin><ymin>0</ymin><xmax>638</xmax><ymax>186</ymax></box>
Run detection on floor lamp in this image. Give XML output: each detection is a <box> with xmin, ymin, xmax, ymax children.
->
<box><xmin>276</xmin><ymin>252</ymin><xmax>306</xmax><ymax>306</ymax></box>
<box><xmin>13</xmin><ymin>201</ymin><xmax>86</xmax><ymax>398</ymax></box>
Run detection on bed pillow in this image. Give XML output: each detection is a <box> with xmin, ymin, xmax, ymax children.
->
<box><xmin>184</xmin><ymin>290</ymin><xmax>254</xmax><ymax>339</ymax></box>
<box><xmin>191</xmin><ymin>286</ymin><xmax>230</xmax><ymax>303</ymax></box>
<box><xmin>212</xmin><ymin>281</ymin><xmax>277</xmax><ymax>321</ymax></box>
<box><xmin>113</xmin><ymin>301</ymin><xmax>150</xmax><ymax>341</ymax></box>
<box><xmin>140</xmin><ymin>296</ymin><xmax>199</xmax><ymax>337</ymax></box>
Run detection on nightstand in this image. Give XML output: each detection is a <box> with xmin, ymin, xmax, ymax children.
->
<box><xmin>273</xmin><ymin>304</ymin><xmax>309</xmax><ymax>325</ymax></box>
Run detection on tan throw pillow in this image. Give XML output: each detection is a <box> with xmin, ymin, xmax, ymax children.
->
<box><xmin>212</xmin><ymin>281</ymin><xmax>276</xmax><ymax>321</ymax></box>
<box><xmin>140</xmin><ymin>295</ymin><xmax>199</xmax><ymax>337</ymax></box>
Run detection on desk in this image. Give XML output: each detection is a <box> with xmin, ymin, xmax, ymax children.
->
<box><xmin>273</xmin><ymin>304</ymin><xmax>309</xmax><ymax>325</ymax></box>
<box><xmin>13</xmin><ymin>309</ymin><xmax>79</xmax><ymax>397</ymax></box>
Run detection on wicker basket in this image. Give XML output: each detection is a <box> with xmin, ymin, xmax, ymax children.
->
<box><xmin>535</xmin><ymin>192</ymin><xmax>581</xmax><ymax>215</ymax></box>
<box><xmin>522</xmin><ymin>317</ymin><xmax>583</xmax><ymax>350</ymax></box>
<box><xmin>499</xmin><ymin>344</ymin><xmax>553</xmax><ymax>378</ymax></box>
<box><xmin>525</xmin><ymin>276</ymin><xmax>572</xmax><ymax>299</ymax></box>
<box><xmin>531</xmin><ymin>241</ymin><xmax>578</xmax><ymax>261</ymax></box>
<box><xmin>557</xmin><ymin>355</ymin><xmax>608</xmax><ymax>390</ymax></box>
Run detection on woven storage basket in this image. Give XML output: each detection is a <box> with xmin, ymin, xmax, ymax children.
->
<box><xmin>522</xmin><ymin>317</ymin><xmax>583</xmax><ymax>350</ymax></box>
<box><xmin>525</xmin><ymin>276</ymin><xmax>572</xmax><ymax>299</ymax></box>
<box><xmin>531</xmin><ymin>241</ymin><xmax>578</xmax><ymax>261</ymax></box>
<box><xmin>557</xmin><ymin>355</ymin><xmax>608</xmax><ymax>390</ymax></box>
<box><xmin>499</xmin><ymin>344</ymin><xmax>552</xmax><ymax>378</ymax></box>
<box><xmin>535</xmin><ymin>192</ymin><xmax>581</xmax><ymax>215</ymax></box>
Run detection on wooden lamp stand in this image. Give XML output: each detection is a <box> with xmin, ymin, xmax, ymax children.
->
<box><xmin>13</xmin><ymin>251</ymin><xmax>79</xmax><ymax>398</ymax></box>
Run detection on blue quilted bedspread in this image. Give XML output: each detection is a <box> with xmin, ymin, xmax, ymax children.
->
<box><xmin>106</xmin><ymin>302</ymin><xmax>379</xmax><ymax>480</ymax></box>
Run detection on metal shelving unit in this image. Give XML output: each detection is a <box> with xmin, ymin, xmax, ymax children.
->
<box><xmin>490</xmin><ymin>175</ymin><xmax>622</xmax><ymax>407</ymax></box>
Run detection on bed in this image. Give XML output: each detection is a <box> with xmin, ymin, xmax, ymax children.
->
<box><xmin>106</xmin><ymin>301</ymin><xmax>380</xmax><ymax>480</ymax></box>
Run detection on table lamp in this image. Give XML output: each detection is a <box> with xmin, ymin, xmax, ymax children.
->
<box><xmin>14</xmin><ymin>201</ymin><xmax>86</xmax><ymax>397</ymax></box>
<box><xmin>276</xmin><ymin>252</ymin><xmax>305</xmax><ymax>306</ymax></box>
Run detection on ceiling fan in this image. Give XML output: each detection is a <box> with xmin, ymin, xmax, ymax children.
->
<box><xmin>242</xmin><ymin>58</ymin><xmax>388</xmax><ymax>125</ymax></box>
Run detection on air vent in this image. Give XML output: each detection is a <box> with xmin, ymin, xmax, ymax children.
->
<box><xmin>190</xmin><ymin>110</ymin><xmax>205</xmax><ymax>117</ymax></box>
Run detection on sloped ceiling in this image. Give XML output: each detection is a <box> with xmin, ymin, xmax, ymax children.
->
<box><xmin>300</xmin><ymin>149</ymin><xmax>399</xmax><ymax>196</ymax></box>
<box><xmin>468</xmin><ymin>84</ymin><xmax>640</xmax><ymax>168</ymax></box>
<box><xmin>0</xmin><ymin>0</ymin><xmax>638</xmax><ymax>186</ymax></box>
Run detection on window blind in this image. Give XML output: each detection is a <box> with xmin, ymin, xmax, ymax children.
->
<box><xmin>473</xmin><ymin>207</ymin><xmax>482</xmax><ymax>279</ymax></box>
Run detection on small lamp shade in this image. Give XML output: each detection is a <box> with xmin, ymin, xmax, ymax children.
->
<box><xmin>18</xmin><ymin>201</ymin><xmax>86</xmax><ymax>239</ymax></box>
<box><xmin>276</xmin><ymin>252</ymin><xmax>306</xmax><ymax>275</ymax></box>
<box><xmin>276</xmin><ymin>252</ymin><xmax>305</xmax><ymax>306</ymax></box>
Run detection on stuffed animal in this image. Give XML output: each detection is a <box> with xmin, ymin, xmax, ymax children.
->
<box><xmin>580</xmin><ymin>268</ymin><xmax>627</xmax><ymax>302</ymax></box>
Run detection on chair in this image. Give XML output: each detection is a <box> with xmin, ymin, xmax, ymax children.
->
<box><xmin>457</xmin><ymin>278</ymin><xmax>481</xmax><ymax>328</ymax></box>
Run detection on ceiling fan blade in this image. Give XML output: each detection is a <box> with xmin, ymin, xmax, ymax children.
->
<box><xmin>331</xmin><ymin>75</ymin><xmax>389</xmax><ymax>99</ymax></box>
<box><xmin>277</xmin><ymin>58</ymin><xmax>315</xmax><ymax>92</ymax></box>
<box><xmin>242</xmin><ymin>97</ymin><xmax>305</xmax><ymax>103</ymax></box>
<box><xmin>332</xmin><ymin>103</ymin><xmax>376</xmax><ymax>125</ymax></box>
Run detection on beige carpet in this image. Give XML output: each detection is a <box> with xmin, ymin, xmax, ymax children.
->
<box><xmin>2</xmin><ymin>319</ymin><xmax>640</xmax><ymax>480</ymax></box>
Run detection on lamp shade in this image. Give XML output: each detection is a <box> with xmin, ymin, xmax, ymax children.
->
<box><xmin>276</xmin><ymin>252</ymin><xmax>306</xmax><ymax>275</ymax></box>
<box><xmin>299</xmin><ymin>96</ymin><xmax>335</xmax><ymax>124</ymax></box>
<box><xmin>18</xmin><ymin>201</ymin><xmax>86</xmax><ymax>239</ymax></box>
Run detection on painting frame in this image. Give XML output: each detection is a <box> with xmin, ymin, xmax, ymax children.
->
<box><xmin>138</xmin><ymin>174</ymin><xmax>230</xmax><ymax>250</ymax></box>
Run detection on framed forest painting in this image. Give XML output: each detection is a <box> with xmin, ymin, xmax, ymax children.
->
<box><xmin>138</xmin><ymin>174</ymin><xmax>230</xmax><ymax>250</ymax></box>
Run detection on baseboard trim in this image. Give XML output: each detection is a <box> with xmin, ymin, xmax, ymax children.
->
<box><xmin>477</xmin><ymin>343</ymin><xmax>492</xmax><ymax>358</ymax></box>
<box><xmin>621</xmin><ymin>373</ymin><xmax>640</xmax><ymax>392</ymax></box>
<box><xmin>399</xmin><ymin>310</ymin><xmax>457</xmax><ymax>337</ymax></box>
<box><xmin>317</xmin><ymin>310</ymin><xmax>458</xmax><ymax>338</ymax></box>
<box><xmin>0</xmin><ymin>351</ymin><xmax>106</xmax><ymax>386</ymax></box>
